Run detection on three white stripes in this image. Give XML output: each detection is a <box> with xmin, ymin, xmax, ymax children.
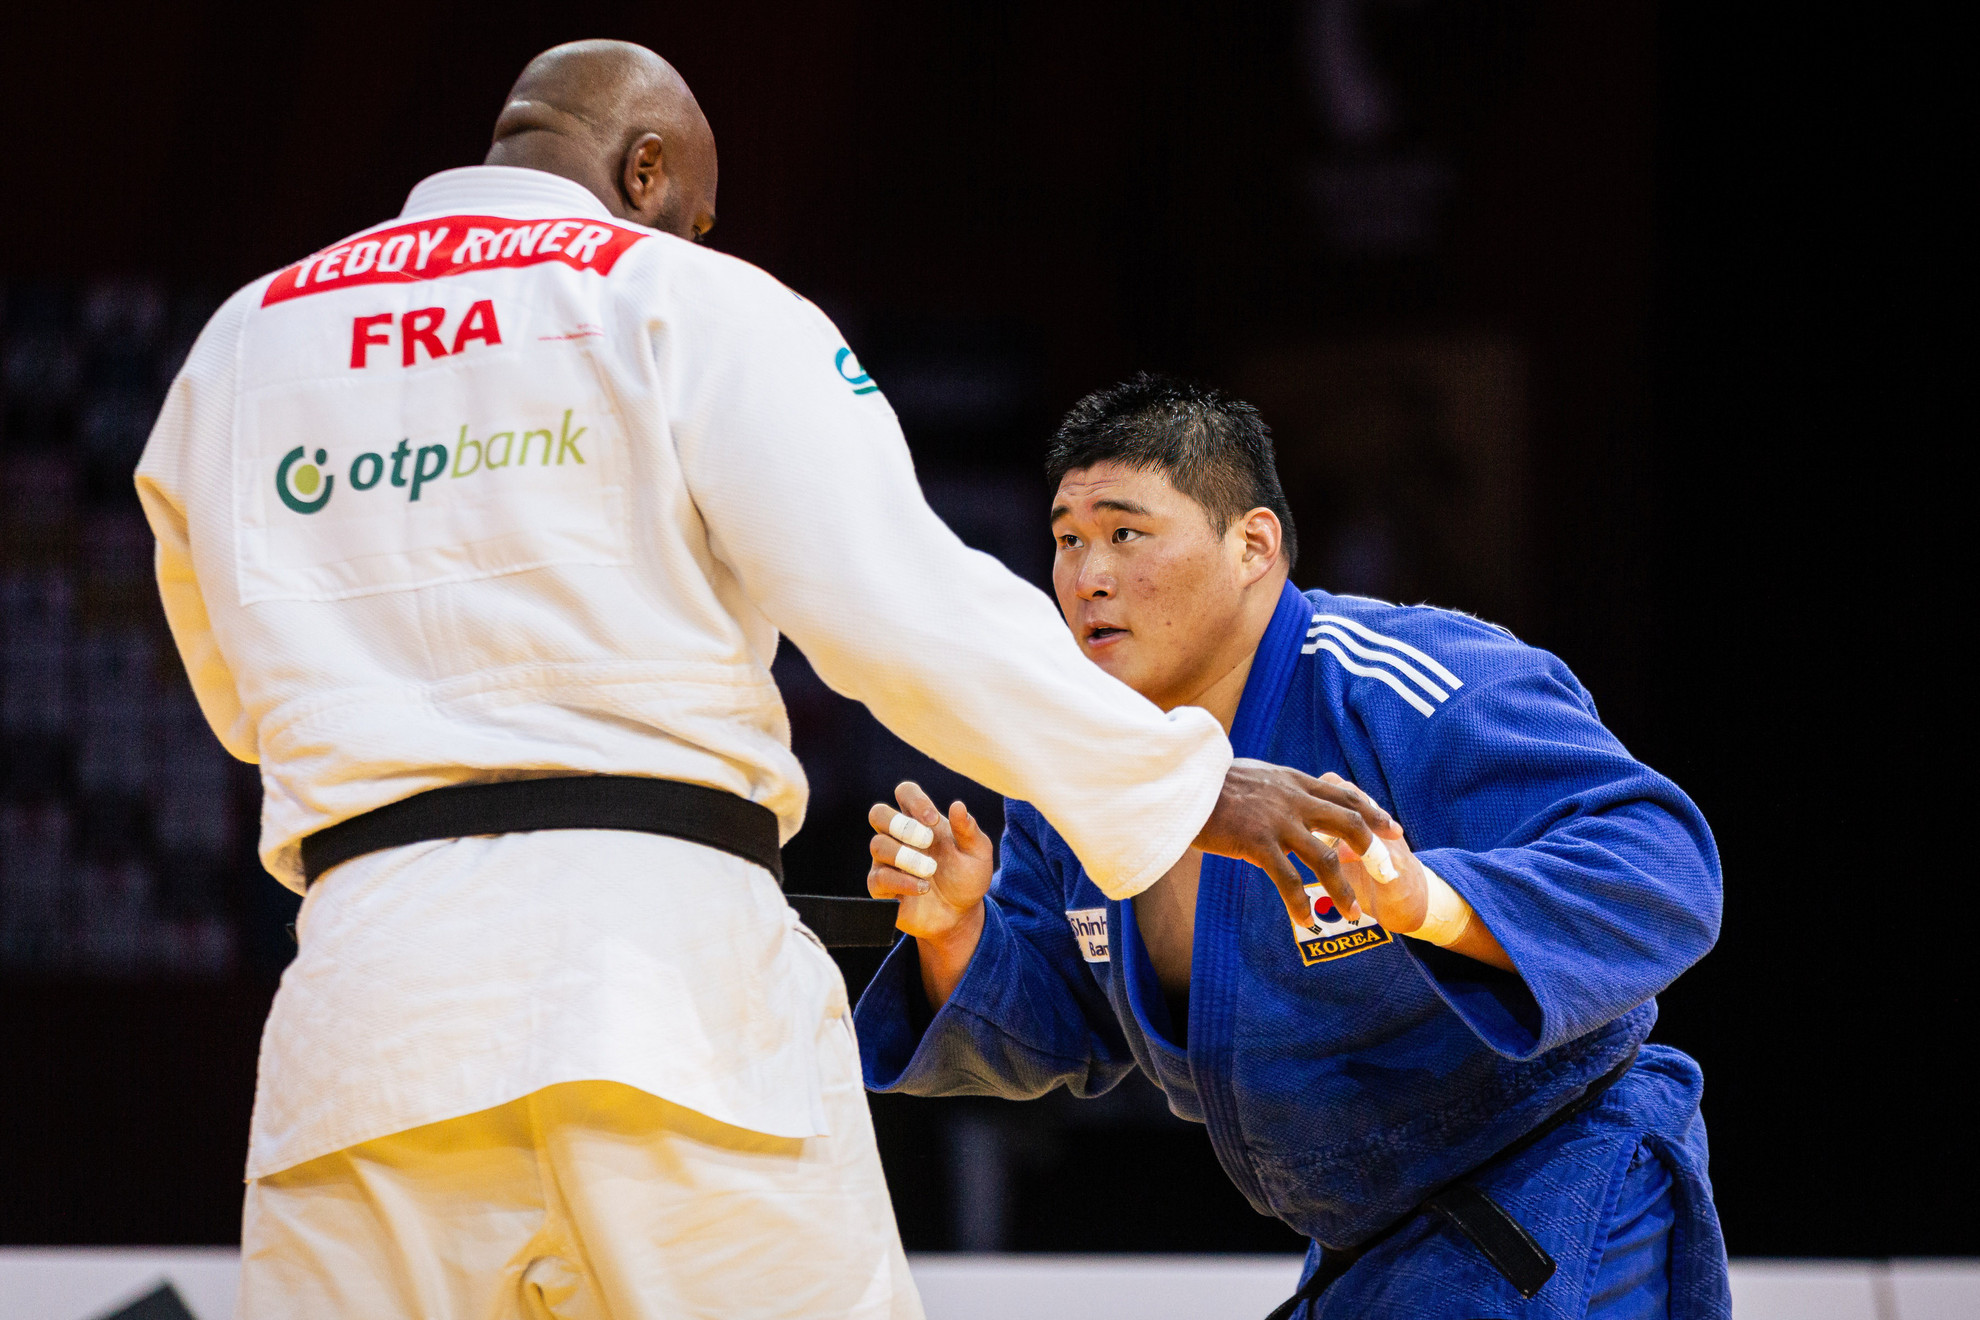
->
<box><xmin>1302</xmin><ymin>613</ymin><xmax>1462</xmax><ymax>717</ymax></box>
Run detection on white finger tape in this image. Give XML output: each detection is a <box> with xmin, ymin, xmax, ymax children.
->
<box><xmin>1311</xmin><ymin>831</ymin><xmax>1400</xmax><ymax>884</ymax></box>
<box><xmin>887</xmin><ymin>812</ymin><xmax>935</xmax><ymax>850</ymax></box>
<box><xmin>894</xmin><ymin>844</ymin><xmax>938</xmax><ymax>879</ymax></box>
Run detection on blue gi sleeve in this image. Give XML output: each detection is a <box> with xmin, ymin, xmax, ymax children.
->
<box><xmin>1396</xmin><ymin>661</ymin><xmax>1721</xmax><ymax>1060</ymax></box>
<box><xmin>854</xmin><ymin>803</ymin><xmax>1138</xmax><ymax>1098</ymax></box>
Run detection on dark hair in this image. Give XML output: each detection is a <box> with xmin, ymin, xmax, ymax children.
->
<box><xmin>1045</xmin><ymin>372</ymin><xmax>1298</xmax><ymax>569</ymax></box>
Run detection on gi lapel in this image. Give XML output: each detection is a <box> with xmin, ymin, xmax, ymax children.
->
<box><xmin>1189</xmin><ymin>581</ymin><xmax>1314</xmax><ymax>1212</ymax></box>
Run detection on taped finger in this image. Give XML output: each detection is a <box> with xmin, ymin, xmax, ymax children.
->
<box><xmin>893</xmin><ymin>843</ymin><xmax>938</xmax><ymax>879</ymax></box>
<box><xmin>887</xmin><ymin>812</ymin><xmax>936</xmax><ymax>850</ymax></box>
<box><xmin>1313</xmin><ymin>829</ymin><xmax>1398</xmax><ymax>884</ymax></box>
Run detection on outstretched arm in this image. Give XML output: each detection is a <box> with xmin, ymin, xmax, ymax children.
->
<box><xmin>855</xmin><ymin>791</ymin><xmax>1139</xmax><ymax>1100</ymax></box>
<box><xmin>663</xmin><ymin>259</ymin><xmax>1410</xmax><ymax>910</ymax></box>
<box><xmin>663</xmin><ymin>263</ymin><xmax>1226</xmax><ymax>899</ymax></box>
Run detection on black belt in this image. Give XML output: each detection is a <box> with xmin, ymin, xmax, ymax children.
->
<box><xmin>1264</xmin><ymin>1045</ymin><xmax>1640</xmax><ymax>1319</ymax></box>
<box><xmin>297</xmin><ymin>776</ymin><xmax>903</xmax><ymax>948</ymax></box>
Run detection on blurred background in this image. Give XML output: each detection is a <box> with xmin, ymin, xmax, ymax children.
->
<box><xmin>0</xmin><ymin>0</ymin><xmax>1954</xmax><ymax>1267</ymax></box>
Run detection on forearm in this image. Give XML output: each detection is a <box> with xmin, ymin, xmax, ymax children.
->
<box><xmin>859</xmin><ymin>915</ymin><xmax>1136</xmax><ymax>1102</ymax></box>
<box><xmin>1395</xmin><ymin>858</ymin><xmax>1508</xmax><ymax>972</ymax></box>
<box><xmin>916</xmin><ymin>903</ymin><xmax>986</xmax><ymax>1011</ymax></box>
<box><xmin>746</xmin><ymin>510</ymin><xmax>1227</xmax><ymax>898</ymax></box>
<box><xmin>1441</xmin><ymin>910</ymin><xmax>1514</xmax><ymax>973</ymax></box>
<box><xmin>1407</xmin><ymin>818</ymin><xmax>1717</xmax><ymax>1059</ymax></box>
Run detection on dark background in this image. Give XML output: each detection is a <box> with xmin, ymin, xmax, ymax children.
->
<box><xmin>1</xmin><ymin>0</ymin><xmax>1953</xmax><ymax>1258</ymax></box>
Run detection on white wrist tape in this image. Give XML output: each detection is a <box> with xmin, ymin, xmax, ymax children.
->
<box><xmin>887</xmin><ymin>812</ymin><xmax>935</xmax><ymax>850</ymax></box>
<box><xmin>1311</xmin><ymin>831</ymin><xmax>1400</xmax><ymax>883</ymax></box>
<box><xmin>1410</xmin><ymin>866</ymin><xmax>1473</xmax><ymax>946</ymax></box>
<box><xmin>893</xmin><ymin>844</ymin><xmax>937</xmax><ymax>879</ymax></box>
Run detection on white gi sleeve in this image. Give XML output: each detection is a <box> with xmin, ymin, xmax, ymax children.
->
<box><xmin>135</xmin><ymin>295</ymin><xmax>259</xmax><ymax>765</ymax></box>
<box><xmin>658</xmin><ymin>259</ymin><xmax>1231</xmax><ymax>900</ymax></box>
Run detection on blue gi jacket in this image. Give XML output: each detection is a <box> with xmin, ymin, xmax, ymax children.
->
<box><xmin>856</xmin><ymin>583</ymin><xmax>1729</xmax><ymax>1316</ymax></box>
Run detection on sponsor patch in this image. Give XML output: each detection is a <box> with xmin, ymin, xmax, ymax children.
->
<box><xmin>835</xmin><ymin>347</ymin><xmax>879</xmax><ymax>395</ymax></box>
<box><xmin>1291</xmin><ymin>886</ymin><xmax>1391</xmax><ymax>965</ymax></box>
<box><xmin>234</xmin><ymin>341</ymin><xmax>629</xmax><ymax>604</ymax></box>
<box><xmin>1066</xmin><ymin>907</ymin><xmax>1110</xmax><ymax>962</ymax></box>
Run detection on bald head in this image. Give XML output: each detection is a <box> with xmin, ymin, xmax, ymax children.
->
<box><xmin>485</xmin><ymin>40</ymin><xmax>717</xmax><ymax>242</ymax></box>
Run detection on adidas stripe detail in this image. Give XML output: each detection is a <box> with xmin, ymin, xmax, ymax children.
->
<box><xmin>1302</xmin><ymin>613</ymin><xmax>1462</xmax><ymax>717</ymax></box>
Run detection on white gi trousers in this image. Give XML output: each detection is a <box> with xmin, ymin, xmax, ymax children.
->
<box><xmin>237</xmin><ymin>1064</ymin><xmax>915</xmax><ymax>1320</ymax></box>
<box><xmin>234</xmin><ymin>830</ymin><xmax>920</xmax><ymax>1319</ymax></box>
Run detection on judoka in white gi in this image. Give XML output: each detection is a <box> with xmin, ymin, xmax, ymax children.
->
<box><xmin>136</xmin><ymin>40</ymin><xmax>1358</xmax><ymax>1319</ymax></box>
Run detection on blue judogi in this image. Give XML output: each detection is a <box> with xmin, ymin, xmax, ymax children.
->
<box><xmin>855</xmin><ymin>582</ymin><xmax>1731</xmax><ymax>1318</ymax></box>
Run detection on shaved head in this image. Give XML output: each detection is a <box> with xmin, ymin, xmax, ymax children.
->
<box><xmin>485</xmin><ymin>40</ymin><xmax>717</xmax><ymax>242</ymax></box>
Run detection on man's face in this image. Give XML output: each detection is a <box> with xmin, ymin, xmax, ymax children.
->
<box><xmin>1050</xmin><ymin>460</ymin><xmax>1260</xmax><ymax>709</ymax></box>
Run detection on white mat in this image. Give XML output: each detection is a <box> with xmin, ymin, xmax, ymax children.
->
<box><xmin>3</xmin><ymin>1248</ymin><xmax>1976</xmax><ymax>1320</ymax></box>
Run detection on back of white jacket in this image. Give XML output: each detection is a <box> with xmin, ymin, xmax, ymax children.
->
<box><xmin>137</xmin><ymin>165</ymin><xmax>1229</xmax><ymax>899</ymax></box>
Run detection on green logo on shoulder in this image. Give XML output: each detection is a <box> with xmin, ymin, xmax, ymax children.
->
<box><xmin>836</xmin><ymin>347</ymin><xmax>879</xmax><ymax>395</ymax></box>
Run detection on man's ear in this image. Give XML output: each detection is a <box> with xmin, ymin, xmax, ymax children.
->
<box><xmin>620</xmin><ymin>133</ymin><xmax>668</xmax><ymax>220</ymax></box>
<box><xmin>1236</xmin><ymin>507</ymin><xmax>1284</xmax><ymax>583</ymax></box>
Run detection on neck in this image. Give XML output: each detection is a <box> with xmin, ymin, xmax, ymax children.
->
<box><xmin>1159</xmin><ymin>572</ymin><xmax>1287</xmax><ymax>735</ymax></box>
<box><xmin>484</xmin><ymin>137</ymin><xmax>626</xmax><ymax>220</ymax></box>
<box><xmin>1180</xmin><ymin>650</ymin><xmax>1256</xmax><ymax>735</ymax></box>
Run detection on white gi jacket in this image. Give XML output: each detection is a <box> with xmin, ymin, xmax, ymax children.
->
<box><xmin>136</xmin><ymin>166</ymin><xmax>1230</xmax><ymax>1177</ymax></box>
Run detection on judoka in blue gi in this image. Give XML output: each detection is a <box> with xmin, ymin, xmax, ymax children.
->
<box><xmin>853</xmin><ymin>374</ymin><xmax>1730</xmax><ymax>1319</ymax></box>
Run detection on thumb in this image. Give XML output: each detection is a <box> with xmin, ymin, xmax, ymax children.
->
<box><xmin>950</xmin><ymin>800</ymin><xmax>980</xmax><ymax>850</ymax></box>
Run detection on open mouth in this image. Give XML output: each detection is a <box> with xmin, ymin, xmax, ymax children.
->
<box><xmin>1086</xmin><ymin>626</ymin><xmax>1128</xmax><ymax>645</ymax></box>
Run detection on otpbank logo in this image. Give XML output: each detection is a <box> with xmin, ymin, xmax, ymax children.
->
<box><xmin>272</xmin><ymin>410</ymin><xmax>589</xmax><ymax>515</ymax></box>
<box><xmin>276</xmin><ymin>447</ymin><xmax>335</xmax><ymax>513</ymax></box>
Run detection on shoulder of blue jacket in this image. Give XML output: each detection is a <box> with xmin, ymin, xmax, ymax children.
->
<box><xmin>1296</xmin><ymin>589</ymin><xmax>1568</xmax><ymax>722</ymax></box>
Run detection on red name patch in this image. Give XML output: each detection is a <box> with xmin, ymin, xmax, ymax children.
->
<box><xmin>261</xmin><ymin>215</ymin><xmax>646</xmax><ymax>306</ymax></box>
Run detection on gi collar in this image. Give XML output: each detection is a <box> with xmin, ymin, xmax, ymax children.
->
<box><xmin>1229</xmin><ymin>581</ymin><xmax>1315</xmax><ymax>760</ymax></box>
<box><xmin>398</xmin><ymin>165</ymin><xmax>620</xmax><ymax>223</ymax></box>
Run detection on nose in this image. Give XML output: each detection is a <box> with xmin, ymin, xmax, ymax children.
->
<box><xmin>1074</xmin><ymin>550</ymin><xmax>1114</xmax><ymax>600</ymax></box>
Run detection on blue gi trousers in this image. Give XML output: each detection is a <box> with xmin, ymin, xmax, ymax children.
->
<box><xmin>1586</xmin><ymin>1149</ymin><xmax>1675</xmax><ymax>1319</ymax></box>
<box><xmin>1290</xmin><ymin>1050</ymin><xmax>1721</xmax><ymax>1319</ymax></box>
<box><xmin>1296</xmin><ymin>1147</ymin><xmax>1677</xmax><ymax>1319</ymax></box>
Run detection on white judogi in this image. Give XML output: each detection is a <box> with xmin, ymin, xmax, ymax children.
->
<box><xmin>137</xmin><ymin>166</ymin><xmax>1230</xmax><ymax>1316</ymax></box>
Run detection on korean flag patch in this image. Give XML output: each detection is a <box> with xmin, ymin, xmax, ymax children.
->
<box><xmin>1292</xmin><ymin>885</ymin><xmax>1392</xmax><ymax>966</ymax></box>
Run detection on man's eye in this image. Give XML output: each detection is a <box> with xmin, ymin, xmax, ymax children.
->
<box><xmin>1112</xmin><ymin>527</ymin><xmax>1139</xmax><ymax>543</ymax></box>
<box><xmin>1058</xmin><ymin>534</ymin><xmax>1081</xmax><ymax>549</ymax></box>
